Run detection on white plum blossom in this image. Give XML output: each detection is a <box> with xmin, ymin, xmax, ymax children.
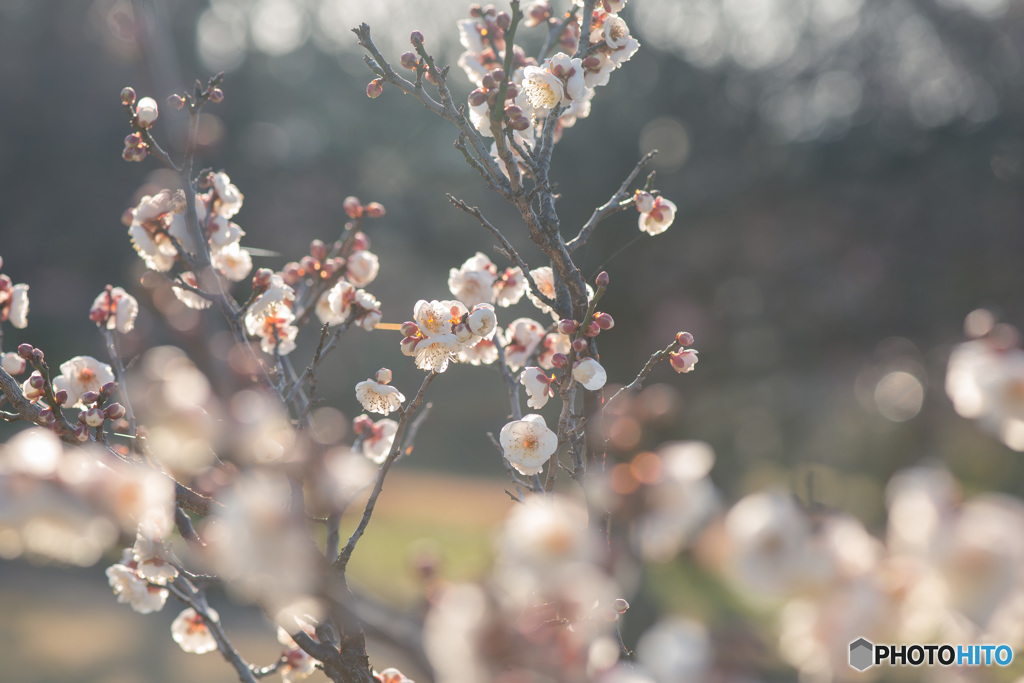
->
<box><xmin>171</xmin><ymin>607</ymin><xmax>219</xmax><ymax>654</ymax></box>
<box><xmin>449</xmin><ymin>252</ymin><xmax>498</xmax><ymax>306</ymax></box>
<box><xmin>245</xmin><ymin>276</ymin><xmax>298</xmax><ymax>355</ymax></box>
<box><xmin>135</xmin><ymin>97</ymin><xmax>159</xmax><ymax>127</ymax></box>
<box><xmin>638</xmin><ymin>195</ymin><xmax>677</xmax><ymax>236</ymax></box>
<box><xmin>494</xmin><ymin>267</ymin><xmax>527</xmax><ymax>307</ymax></box>
<box><xmin>206</xmin><ymin>214</ymin><xmax>244</xmax><ymax>248</ymax></box>
<box><xmin>415</xmin><ymin>334</ymin><xmax>462</xmax><ymax>373</ymax></box>
<box><xmin>210</xmin><ymin>171</ymin><xmax>244</xmax><ymax>218</ymax></box>
<box><xmin>522</xmin><ymin>53</ymin><xmax>587</xmax><ymax>111</ymax></box>
<box><xmin>353</xmin><ymin>289</ymin><xmax>383</xmax><ymax>331</ymax></box>
<box><xmin>212</xmin><ymin>242</ymin><xmax>252</xmax><ymax>282</ymax></box>
<box><xmin>345</xmin><ymin>250</ymin><xmax>379</xmax><ymax>288</ymax></box>
<box><xmin>53</xmin><ymin>356</ymin><xmax>115</xmax><ymax>407</ymax></box>
<box><xmin>538</xmin><ymin>332</ymin><xmax>571</xmax><ymax>369</ymax></box>
<box><xmin>520</xmin><ymin>366</ymin><xmax>555</xmax><ymax>409</ymax></box>
<box><xmin>501</xmin><ymin>318</ymin><xmax>547</xmax><ymax>371</ymax></box>
<box><xmin>132</xmin><ymin>521</ymin><xmax>179</xmax><ymax>585</ymax></box>
<box><xmin>171</xmin><ymin>272</ymin><xmax>213</xmax><ymax>310</ymax></box>
<box><xmin>572</xmin><ymin>357</ymin><xmax>607</xmax><ymax>390</ymax></box>
<box><xmin>1</xmin><ymin>351</ymin><xmax>26</xmax><ymax>375</ymax></box>
<box><xmin>375</xmin><ymin>667</ymin><xmax>415</xmax><ymax>683</ymax></box>
<box><xmin>7</xmin><ymin>284</ymin><xmax>28</xmax><ymax>329</ymax></box>
<box><xmin>946</xmin><ymin>339</ymin><xmax>1024</xmax><ymax>450</ymax></box>
<box><xmin>458</xmin><ymin>337</ymin><xmax>498</xmax><ymax>366</ymax></box>
<box><xmin>106</xmin><ymin>559</ymin><xmax>169</xmax><ymax>614</ymax></box>
<box><xmin>467</xmin><ymin>303</ymin><xmax>497</xmax><ymax>338</ymax></box>
<box><xmin>128</xmin><ymin>191</ymin><xmax>178</xmax><ymax>271</ymax></box>
<box><xmin>89</xmin><ymin>286</ymin><xmax>138</xmax><ymax>333</ymax></box>
<box><xmin>355</xmin><ymin>370</ymin><xmax>406</xmax><ymax>415</ymax></box>
<box><xmin>500</xmin><ymin>414</ymin><xmax>558</xmax><ymax>476</ymax></box>
<box><xmin>361</xmin><ymin>418</ymin><xmax>398</xmax><ymax>464</ymax></box>
<box><xmin>414</xmin><ymin>299</ymin><xmax>468</xmax><ymax>338</ymax></box>
<box><xmin>316</xmin><ymin>280</ymin><xmax>353</xmax><ymax>326</ymax></box>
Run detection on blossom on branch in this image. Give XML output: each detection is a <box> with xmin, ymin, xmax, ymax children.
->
<box><xmin>500</xmin><ymin>413</ymin><xmax>558</xmax><ymax>476</ymax></box>
<box><xmin>171</xmin><ymin>607</ymin><xmax>219</xmax><ymax>654</ymax></box>
<box><xmin>356</xmin><ymin>369</ymin><xmax>406</xmax><ymax>415</ymax></box>
<box><xmin>89</xmin><ymin>286</ymin><xmax>139</xmax><ymax>333</ymax></box>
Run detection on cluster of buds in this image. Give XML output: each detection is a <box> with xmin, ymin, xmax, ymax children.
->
<box><xmin>456</xmin><ymin>7</ymin><xmax>536</xmax><ymax>89</ymax></box>
<box><xmin>343</xmin><ymin>196</ymin><xmax>386</xmax><ymax>221</ymax></box>
<box><xmin>397</xmin><ymin>31</ymin><xmax>442</xmax><ymax>86</ymax></box>
<box><xmin>281</xmin><ymin>239</ymin><xmax>345</xmax><ymax>287</ymax></box>
<box><xmin>74</xmin><ymin>384</ymin><xmax>126</xmax><ymax>442</ymax></box>
<box><xmin>0</xmin><ymin>258</ymin><xmax>30</xmax><ymax>330</ymax></box>
<box><xmin>669</xmin><ymin>331</ymin><xmax>698</xmax><ymax>373</ymax></box>
<box><xmin>468</xmin><ymin>67</ymin><xmax>531</xmax><ymax>132</ymax></box>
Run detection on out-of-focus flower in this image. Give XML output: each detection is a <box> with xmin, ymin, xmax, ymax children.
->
<box><xmin>520</xmin><ymin>367</ymin><xmax>555</xmax><ymax>409</ymax></box>
<box><xmin>89</xmin><ymin>286</ymin><xmax>139</xmax><ymax>333</ymax></box>
<box><xmin>361</xmin><ymin>418</ymin><xmax>398</xmax><ymax>464</ymax></box>
<box><xmin>353</xmin><ymin>289</ymin><xmax>383</xmax><ymax>331</ymax></box>
<box><xmin>52</xmin><ymin>356</ymin><xmax>115</xmax><ymax>408</ymax></box>
<box><xmin>374</xmin><ymin>667</ymin><xmax>415</xmax><ymax>683</ymax></box>
<box><xmin>212</xmin><ymin>242</ymin><xmax>252</xmax><ymax>282</ymax></box>
<box><xmin>132</xmin><ymin>520</ymin><xmax>179</xmax><ymax>585</ymax></box>
<box><xmin>6</xmin><ymin>283</ymin><xmax>28</xmax><ymax>329</ymax></box>
<box><xmin>501</xmin><ymin>318</ymin><xmax>546</xmax><ymax>370</ymax></box>
<box><xmin>946</xmin><ymin>338</ymin><xmax>1024</xmax><ymax>450</ymax></box>
<box><xmin>135</xmin><ymin>97</ymin><xmax>159</xmax><ymax>127</ymax></box>
<box><xmin>449</xmin><ymin>252</ymin><xmax>498</xmax><ymax>307</ymax></box>
<box><xmin>500</xmin><ymin>414</ymin><xmax>558</xmax><ymax>476</ymax></box>
<box><xmin>171</xmin><ymin>272</ymin><xmax>213</xmax><ymax>310</ymax></box>
<box><xmin>493</xmin><ymin>267</ymin><xmax>527</xmax><ymax>307</ymax></box>
<box><xmin>572</xmin><ymin>357</ymin><xmax>607</xmax><ymax>390</ymax></box>
<box><xmin>356</xmin><ymin>370</ymin><xmax>406</xmax><ymax>415</ymax></box>
<box><xmin>346</xmin><ymin>250</ymin><xmax>379</xmax><ymax>287</ymax></box>
<box><xmin>210</xmin><ymin>172</ymin><xmax>244</xmax><ymax>218</ymax></box>
<box><xmin>1</xmin><ymin>351</ymin><xmax>26</xmax><ymax>375</ymax></box>
<box><xmin>171</xmin><ymin>607</ymin><xmax>219</xmax><ymax>654</ymax></box>
<box><xmin>106</xmin><ymin>559</ymin><xmax>169</xmax><ymax>614</ymax></box>
<box><xmin>245</xmin><ymin>277</ymin><xmax>297</xmax><ymax>355</ymax></box>
<box><xmin>277</xmin><ymin>626</ymin><xmax>318</xmax><ymax>682</ymax></box>
<box><xmin>633</xmin><ymin>618</ymin><xmax>710</xmax><ymax>683</ymax></box>
<box><xmin>637</xmin><ymin>195</ymin><xmax>677</xmax><ymax>236</ymax></box>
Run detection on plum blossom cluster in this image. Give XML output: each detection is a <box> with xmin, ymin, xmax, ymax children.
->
<box><xmin>398</xmin><ymin>299</ymin><xmax>498</xmax><ymax>373</ymax></box>
<box><xmin>0</xmin><ymin>255</ymin><xmax>29</xmax><ymax>333</ymax></box>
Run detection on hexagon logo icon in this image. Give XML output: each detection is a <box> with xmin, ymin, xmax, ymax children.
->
<box><xmin>849</xmin><ymin>638</ymin><xmax>874</xmax><ymax>671</ymax></box>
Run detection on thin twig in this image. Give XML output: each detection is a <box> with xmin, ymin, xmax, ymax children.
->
<box><xmin>567</xmin><ymin>150</ymin><xmax>657</xmax><ymax>252</ymax></box>
<box><xmin>604</xmin><ymin>338</ymin><xmax>681</xmax><ymax>409</ymax></box>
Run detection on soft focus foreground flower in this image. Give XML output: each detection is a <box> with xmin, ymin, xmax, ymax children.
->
<box><xmin>135</xmin><ymin>97</ymin><xmax>159</xmax><ymax>127</ymax></box>
<box><xmin>53</xmin><ymin>356</ymin><xmax>115</xmax><ymax>408</ymax></box>
<box><xmin>374</xmin><ymin>668</ymin><xmax>415</xmax><ymax>683</ymax></box>
<box><xmin>132</xmin><ymin>520</ymin><xmax>179</xmax><ymax>585</ymax></box>
<box><xmin>637</xmin><ymin>195</ymin><xmax>677</xmax><ymax>235</ymax></box>
<box><xmin>946</xmin><ymin>338</ymin><xmax>1024</xmax><ymax>450</ymax></box>
<box><xmin>457</xmin><ymin>337</ymin><xmax>498</xmax><ymax>365</ymax></box>
<box><xmin>209</xmin><ymin>171</ymin><xmax>244</xmax><ymax>218</ymax></box>
<box><xmin>346</xmin><ymin>249</ymin><xmax>380</xmax><ymax>287</ymax></box>
<box><xmin>361</xmin><ymin>418</ymin><xmax>398</xmax><ymax>464</ymax></box>
<box><xmin>171</xmin><ymin>607</ymin><xmax>219</xmax><ymax>654</ymax></box>
<box><xmin>171</xmin><ymin>272</ymin><xmax>213</xmax><ymax>310</ymax></box>
<box><xmin>499</xmin><ymin>414</ymin><xmax>558</xmax><ymax>475</ymax></box>
<box><xmin>355</xmin><ymin>370</ymin><xmax>406</xmax><ymax>415</ymax></box>
<box><xmin>245</xmin><ymin>276</ymin><xmax>298</xmax><ymax>355</ymax></box>
<box><xmin>211</xmin><ymin>242</ymin><xmax>253</xmax><ymax>282</ymax></box>
<box><xmin>6</xmin><ymin>283</ymin><xmax>29</xmax><ymax>329</ymax></box>
<box><xmin>1</xmin><ymin>351</ymin><xmax>26</xmax><ymax>375</ymax></box>
<box><xmin>572</xmin><ymin>357</ymin><xmax>607</xmax><ymax>390</ymax></box>
<box><xmin>89</xmin><ymin>286</ymin><xmax>139</xmax><ymax>333</ymax></box>
<box><xmin>277</xmin><ymin>626</ymin><xmax>318</xmax><ymax>682</ymax></box>
<box><xmin>106</xmin><ymin>561</ymin><xmax>169</xmax><ymax>614</ymax></box>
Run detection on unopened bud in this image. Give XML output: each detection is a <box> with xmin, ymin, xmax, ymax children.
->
<box><xmin>0</xmin><ymin>275</ymin><xmax>9</xmax><ymax>292</ymax></box>
<box><xmin>208</xmin><ymin>88</ymin><xmax>224</xmax><ymax>103</ymax></box>
<box><xmin>300</xmin><ymin>255</ymin><xmax>318</xmax><ymax>273</ymax></box>
<box><xmin>551</xmin><ymin>352</ymin><xmax>568</xmax><ymax>369</ymax></box>
<box><xmin>121</xmin><ymin>87</ymin><xmax>137</xmax><ymax>106</ymax></box>
<box><xmin>366</xmin><ymin>78</ymin><xmax>384</xmax><ymax>99</ymax></box>
<box><xmin>353</xmin><ymin>414</ymin><xmax>374</xmax><ymax>435</ymax></box>
<box><xmin>634</xmin><ymin>190</ymin><xmax>655</xmax><ymax>214</ymax></box>
<box><xmin>167</xmin><ymin>94</ymin><xmax>186</xmax><ymax>110</ymax></box>
<box><xmin>424</xmin><ymin>68</ymin><xmax>440</xmax><ymax>86</ymax></box>
<box><xmin>124</xmin><ymin>133</ymin><xmax>143</xmax><ymax>148</ymax></box>
<box><xmin>400</xmin><ymin>336</ymin><xmax>419</xmax><ymax>357</ymax></box>
<box><xmin>29</xmin><ymin>374</ymin><xmax>45</xmax><ymax>390</ymax></box>
<box><xmin>343</xmin><ymin>196</ymin><xmax>363</xmax><ymax>219</ymax></box>
<box><xmin>135</xmin><ymin>97</ymin><xmax>159</xmax><ymax>128</ymax></box>
<box><xmin>595</xmin><ymin>271</ymin><xmax>610</xmax><ymax>287</ymax></box>
<box><xmin>101</xmin><ymin>381</ymin><xmax>117</xmax><ymax>397</ymax></box>
<box><xmin>400</xmin><ymin>321</ymin><xmax>420</xmax><ymax>337</ymax></box>
<box><xmin>281</xmin><ymin>262</ymin><xmax>303</xmax><ymax>285</ymax></box>
<box><xmin>482</xmin><ymin>74</ymin><xmax>497</xmax><ymax>91</ymax></box>
<box><xmin>504</xmin><ymin>104</ymin><xmax>523</xmax><ymax>118</ymax></box>
<box><xmin>583</xmin><ymin>321</ymin><xmax>601</xmax><ymax>337</ymax></box>
<box><xmin>80</xmin><ymin>391</ymin><xmax>100</xmax><ymax>405</ymax></box>
<box><xmin>572</xmin><ymin>338</ymin><xmax>589</xmax><ymax>353</ymax></box>
<box><xmin>491</xmin><ymin>68</ymin><xmax>506</xmax><ymax>83</ymax></box>
<box><xmin>469</xmin><ymin>4</ymin><xmax>483</xmax><ymax>17</ymax></box>
<box><xmin>85</xmin><ymin>407</ymin><xmax>106</xmax><ymax>427</ymax></box>
<box><xmin>505</xmin><ymin>83</ymin><xmax>519</xmax><ymax>100</ymax></box>
<box><xmin>104</xmin><ymin>403</ymin><xmax>127</xmax><ymax>420</ymax></box>
<box><xmin>310</xmin><ymin>239</ymin><xmax>327</xmax><ymax>262</ymax></box>
<box><xmin>469</xmin><ymin>89</ymin><xmax>488</xmax><ymax>107</ymax></box>
<box><xmin>252</xmin><ymin>268</ymin><xmax>274</xmax><ymax>292</ymax></box>
<box><xmin>509</xmin><ymin>116</ymin><xmax>531</xmax><ymax>131</ymax></box>
<box><xmin>17</xmin><ymin>344</ymin><xmax>34</xmax><ymax>359</ymax></box>
<box><xmin>495</xmin><ymin>11</ymin><xmax>511</xmax><ymax>30</ymax></box>
<box><xmin>54</xmin><ymin>389</ymin><xmax>68</xmax><ymax>405</ymax></box>
<box><xmin>595</xmin><ymin>312</ymin><xmax>614</xmax><ymax>330</ymax></box>
<box><xmin>365</xmin><ymin>202</ymin><xmax>386</xmax><ymax>218</ymax></box>
<box><xmin>74</xmin><ymin>424</ymin><xmax>90</xmax><ymax>441</ymax></box>
<box><xmin>675</xmin><ymin>331</ymin><xmax>694</xmax><ymax>347</ymax></box>
<box><xmin>38</xmin><ymin>407</ymin><xmax>54</xmax><ymax>424</ymax></box>
<box><xmin>322</xmin><ymin>257</ymin><xmax>343</xmax><ymax>276</ymax></box>
<box><xmin>583</xmin><ymin>56</ymin><xmax>602</xmax><ymax>70</ymax></box>
<box><xmin>410</xmin><ymin>30</ymin><xmax>424</xmax><ymax>45</ymax></box>
<box><xmin>31</xmin><ymin>348</ymin><xmax>44</xmax><ymax>364</ymax></box>
<box><xmin>558</xmin><ymin>319</ymin><xmax>578</xmax><ymax>335</ymax></box>
<box><xmin>375</xmin><ymin>367</ymin><xmax>393</xmax><ymax>384</ymax></box>
<box><xmin>351</xmin><ymin>232</ymin><xmax>371</xmax><ymax>252</ymax></box>
<box><xmin>400</xmin><ymin>51</ymin><xmax>419</xmax><ymax>70</ymax></box>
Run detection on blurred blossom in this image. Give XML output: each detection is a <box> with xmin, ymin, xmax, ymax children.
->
<box><xmin>873</xmin><ymin>370</ymin><xmax>924</xmax><ymax>422</ymax></box>
<box><xmin>172</xmin><ymin>607</ymin><xmax>220</xmax><ymax>654</ymax></box>
<box><xmin>634</xmin><ymin>617</ymin><xmax>711</xmax><ymax>683</ymax></box>
<box><xmin>250</xmin><ymin>0</ymin><xmax>308</xmax><ymax>56</ymax></box>
<box><xmin>946</xmin><ymin>337</ymin><xmax>1024</xmax><ymax>450</ymax></box>
<box><xmin>229</xmin><ymin>389</ymin><xmax>302</xmax><ymax>465</ymax></box>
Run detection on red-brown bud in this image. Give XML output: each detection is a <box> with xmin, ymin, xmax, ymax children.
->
<box><xmin>252</xmin><ymin>268</ymin><xmax>274</xmax><ymax>292</ymax></box>
<box><xmin>309</xmin><ymin>239</ymin><xmax>328</xmax><ymax>262</ymax></box>
<box><xmin>482</xmin><ymin>74</ymin><xmax>497</xmax><ymax>91</ymax></box>
<box><xmin>400</xmin><ymin>336</ymin><xmax>419</xmax><ymax>357</ymax></box>
<box><xmin>167</xmin><ymin>94</ymin><xmax>186</xmax><ymax>110</ymax></box>
<box><xmin>104</xmin><ymin>403</ymin><xmax>127</xmax><ymax>420</ymax></box>
<box><xmin>80</xmin><ymin>391</ymin><xmax>100</xmax><ymax>405</ymax></box>
<box><xmin>74</xmin><ymin>424</ymin><xmax>89</xmax><ymax>441</ymax></box>
<box><xmin>208</xmin><ymin>88</ymin><xmax>224</xmax><ymax>104</ymax></box>
<box><xmin>120</xmin><ymin>87</ymin><xmax>137</xmax><ymax>106</ymax></box>
<box><xmin>281</xmin><ymin>262</ymin><xmax>303</xmax><ymax>285</ymax></box>
<box><xmin>400</xmin><ymin>321</ymin><xmax>420</xmax><ymax>337</ymax></box>
<box><xmin>505</xmin><ymin>83</ymin><xmax>519</xmax><ymax>100</ymax></box>
<box><xmin>343</xmin><ymin>196</ymin><xmax>363</xmax><ymax>219</ymax></box>
<box><xmin>583</xmin><ymin>321</ymin><xmax>601</xmax><ymax>337</ymax></box>
<box><xmin>100</xmin><ymin>381</ymin><xmax>117</xmax><ymax>397</ymax></box>
<box><xmin>365</xmin><ymin>202</ymin><xmax>386</xmax><ymax>218</ymax></box>
<box><xmin>595</xmin><ymin>312</ymin><xmax>614</xmax><ymax>330</ymax></box>
<box><xmin>351</xmin><ymin>232</ymin><xmax>371</xmax><ymax>252</ymax></box>
<box><xmin>675</xmin><ymin>331</ymin><xmax>694</xmax><ymax>347</ymax></box>
<box><xmin>410</xmin><ymin>30</ymin><xmax>424</xmax><ymax>45</ymax></box>
<box><xmin>17</xmin><ymin>343</ymin><xmax>34</xmax><ymax>359</ymax></box>
<box><xmin>572</xmin><ymin>338</ymin><xmax>589</xmax><ymax>353</ymax></box>
<box><xmin>31</xmin><ymin>349</ymin><xmax>44</xmax><ymax>364</ymax></box>
<box><xmin>353</xmin><ymin>414</ymin><xmax>374</xmax><ymax>435</ymax></box>
<box><xmin>38</xmin><ymin>407</ymin><xmax>54</xmax><ymax>424</ymax></box>
<box><xmin>509</xmin><ymin>116</ymin><xmax>531</xmax><ymax>131</ymax></box>
<box><xmin>551</xmin><ymin>352</ymin><xmax>568</xmax><ymax>369</ymax></box>
<box><xmin>595</xmin><ymin>271</ymin><xmax>610</xmax><ymax>287</ymax></box>
<box><xmin>504</xmin><ymin>104</ymin><xmax>523</xmax><ymax>118</ymax></box>
<box><xmin>366</xmin><ymin>78</ymin><xmax>384</xmax><ymax>99</ymax></box>
<box><xmin>495</xmin><ymin>11</ymin><xmax>511</xmax><ymax>30</ymax></box>
<box><xmin>490</xmin><ymin>68</ymin><xmax>506</xmax><ymax>83</ymax></box>
<box><xmin>558</xmin><ymin>319</ymin><xmax>577</xmax><ymax>335</ymax></box>
<box><xmin>54</xmin><ymin>389</ymin><xmax>68</xmax><ymax>405</ymax></box>
<box><xmin>400</xmin><ymin>51</ymin><xmax>419</xmax><ymax>70</ymax></box>
<box><xmin>469</xmin><ymin>89</ymin><xmax>488</xmax><ymax>107</ymax></box>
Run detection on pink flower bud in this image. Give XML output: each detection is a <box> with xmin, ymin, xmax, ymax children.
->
<box><xmin>482</xmin><ymin>74</ymin><xmax>497</xmax><ymax>91</ymax></box>
<box><xmin>551</xmin><ymin>352</ymin><xmax>568</xmax><ymax>369</ymax></box>
<box><xmin>343</xmin><ymin>196</ymin><xmax>363</xmax><ymax>219</ymax></box>
<box><xmin>675</xmin><ymin>331</ymin><xmax>694</xmax><ymax>347</ymax></box>
<box><xmin>375</xmin><ymin>368</ymin><xmax>393</xmax><ymax>384</ymax></box>
<box><xmin>469</xmin><ymin>4</ymin><xmax>483</xmax><ymax>17</ymax></box>
<box><xmin>351</xmin><ymin>232</ymin><xmax>371</xmax><ymax>251</ymax></box>
<box><xmin>669</xmin><ymin>348</ymin><xmax>699</xmax><ymax>374</ymax></box>
<box><xmin>505</xmin><ymin>83</ymin><xmax>519</xmax><ymax>100</ymax></box>
<box><xmin>504</xmin><ymin>104</ymin><xmax>523</xmax><ymax>118</ymax></box>
<box><xmin>104</xmin><ymin>403</ymin><xmax>126</xmax><ymax>420</ymax></box>
<box><xmin>74</xmin><ymin>424</ymin><xmax>89</xmax><ymax>441</ymax></box>
<box><xmin>31</xmin><ymin>349</ymin><xmax>44</xmax><ymax>364</ymax></box>
<box><xmin>17</xmin><ymin>344</ymin><xmax>33</xmax><ymax>359</ymax></box>
<box><xmin>323</xmin><ymin>257</ymin><xmax>344</xmax><ymax>276</ymax></box>
<box><xmin>54</xmin><ymin>389</ymin><xmax>68</xmax><ymax>405</ymax></box>
<box><xmin>252</xmin><ymin>268</ymin><xmax>274</xmax><ymax>292</ymax></box>
<box><xmin>400</xmin><ymin>321</ymin><xmax>420</xmax><ymax>337</ymax></box>
<box><xmin>0</xmin><ymin>275</ymin><xmax>10</xmax><ymax>292</ymax></box>
<box><xmin>400</xmin><ymin>336</ymin><xmax>419</xmax><ymax>357</ymax></box>
<box><xmin>353</xmin><ymin>414</ymin><xmax>374</xmax><ymax>435</ymax></box>
<box><xmin>572</xmin><ymin>338</ymin><xmax>589</xmax><ymax>353</ymax></box>
<box><xmin>167</xmin><ymin>94</ymin><xmax>186</xmax><ymax>110</ymax></box>
<box><xmin>365</xmin><ymin>202</ymin><xmax>386</xmax><ymax>218</ymax></box>
<box><xmin>38</xmin><ymin>407</ymin><xmax>54</xmax><ymax>424</ymax></box>
<box><xmin>400</xmin><ymin>52</ymin><xmax>419</xmax><ymax>69</ymax></box>
<box><xmin>135</xmin><ymin>97</ymin><xmax>159</xmax><ymax>128</ymax></box>
<box><xmin>595</xmin><ymin>271</ymin><xmax>610</xmax><ymax>287</ymax></box>
<box><xmin>282</xmin><ymin>262</ymin><xmax>303</xmax><ymax>285</ymax></box>
<box><xmin>558</xmin><ymin>319</ymin><xmax>578</xmax><ymax>335</ymax></box>
<box><xmin>208</xmin><ymin>88</ymin><xmax>224</xmax><ymax>104</ymax></box>
<box><xmin>453</xmin><ymin>322</ymin><xmax>473</xmax><ymax>343</ymax></box>
<box><xmin>509</xmin><ymin>116</ymin><xmax>531</xmax><ymax>131</ymax></box>
<box><xmin>410</xmin><ymin>30</ymin><xmax>424</xmax><ymax>45</ymax></box>
<box><xmin>424</xmin><ymin>68</ymin><xmax>440</xmax><ymax>86</ymax></box>
<box><xmin>309</xmin><ymin>239</ymin><xmax>327</xmax><ymax>262</ymax></box>
<box><xmin>121</xmin><ymin>87</ymin><xmax>137</xmax><ymax>106</ymax></box>
<box><xmin>595</xmin><ymin>312</ymin><xmax>614</xmax><ymax>330</ymax></box>
<box><xmin>101</xmin><ymin>381</ymin><xmax>117</xmax><ymax>396</ymax></box>
<box><xmin>583</xmin><ymin>56</ymin><xmax>602</xmax><ymax>70</ymax></box>
<box><xmin>80</xmin><ymin>391</ymin><xmax>100</xmax><ymax>405</ymax></box>
<box><xmin>583</xmin><ymin>321</ymin><xmax>601</xmax><ymax>337</ymax></box>
<box><xmin>495</xmin><ymin>11</ymin><xmax>511</xmax><ymax>30</ymax></box>
<box><xmin>491</xmin><ymin>68</ymin><xmax>506</xmax><ymax>83</ymax></box>
<box><xmin>29</xmin><ymin>374</ymin><xmax>45</xmax><ymax>390</ymax></box>
<box><xmin>366</xmin><ymin>78</ymin><xmax>384</xmax><ymax>99</ymax></box>
<box><xmin>469</xmin><ymin>89</ymin><xmax>488</xmax><ymax>107</ymax></box>
<box><xmin>634</xmin><ymin>190</ymin><xmax>655</xmax><ymax>214</ymax></box>
<box><xmin>124</xmin><ymin>133</ymin><xmax>143</xmax><ymax>148</ymax></box>
<box><xmin>299</xmin><ymin>255</ymin><xmax>318</xmax><ymax>273</ymax></box>
<box><xmin>85</xmin><ymin>407</ymin><xmax>106</xmax><ymax>427</ymax></box>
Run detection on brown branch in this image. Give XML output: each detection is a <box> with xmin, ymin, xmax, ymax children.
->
<box><xmin>604</xmin><ymin>338</ymin><xmax>682</xmax><ymax>409</ymax></box>
<box><xmin>567</xmin><ymin>150</ymin><xmax>658</xmax><ymax>252</ymax></box>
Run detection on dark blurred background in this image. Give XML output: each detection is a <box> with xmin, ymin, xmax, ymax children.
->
<box><xmin>3</xmin><ymin>1</ymin><xmax>1024</xmax><ymax>673</ymax></box>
